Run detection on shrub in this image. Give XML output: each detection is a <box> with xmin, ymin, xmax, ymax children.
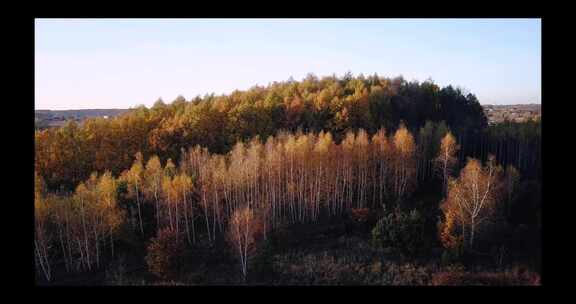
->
<box><xmin>145</xmin><ymin>228</ymin><xmax>190</xmax><ymax>280</ymax></box>
<box><xmin>271</xmin><ymin>250</ymin><xmax>437</xmax><ymax>285</ymax></box>
<box><xmin>371</xmin><ymin>208</ymin><xmax>427</xmax><ymax>256</ymax></box>
<box><xmin>272</xmin><ymin>251</ymin><xmax>379</xmax><ymax>285</ymax></box>
<box><xmin>380</xmin><ymin>262</ymin><xmax>432</xmax><ymax>285</ymax></box>
<box><xmin>430</xmin><ymin>267</ymin><xmax>540</xmax><ymax>286</ymax></box>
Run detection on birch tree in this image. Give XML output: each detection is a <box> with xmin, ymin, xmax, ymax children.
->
<box><xmin>441</xmin><ymin>156</ymin><xmax>504</xmax><ymax>248</ymax></box>
<box><xmin>391</xmin><ymin>124</ymin><xmax>416</xmax><ymax>204</ymax></box>
<box><xmin>227</xmin><ymin>207</ymin><xmax>263</xmax><ymax>281</ymax></box>
<box><xmin>173</xmin><ymin>173</ymin><xmax>194</xmax><ymax>244</ymax></box>
<box><xmin>124</xmin><ymin>152</ymin><xmax>145</xmax><ymax>234</ymax></box>
<box><xmin>96</xmin><ymin>171</ymin><xmax>123</xmax><ymax>258</ymax></box>
<box><xmin>434</xmin><ymin>131</ymin><xmax>460</xmax><ymax>195</ymax></box>
<box><xmin>372</xmin><ymin>128</ymin><xmax>391</xmax><ymax>208</ymax></box>
<box><xmin>35</xmin><ymin>176</ymin><xmax>52</xmax><ymax>281</ymax></box>
<box><xmin>144</xmin><ymin>155</ymin><xmax>163</xmax><ymax>229</ymax></box>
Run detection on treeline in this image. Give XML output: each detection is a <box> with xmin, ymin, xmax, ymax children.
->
<box><xmin>35</xmin><ymin>73</ymin><xmax>489</xmax><ymax>192</ymax></box>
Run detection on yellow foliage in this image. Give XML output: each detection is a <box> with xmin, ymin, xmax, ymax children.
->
<box><xmin>439</xmin><ymin>205</ymin><xmax>462</xmax><ymax>250</ymax></box>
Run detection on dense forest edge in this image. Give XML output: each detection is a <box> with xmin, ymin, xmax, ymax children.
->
<box><xmin>35</xmin><ymin>73</ymin><xmax>541</xmax><ymax>285</ymax></box>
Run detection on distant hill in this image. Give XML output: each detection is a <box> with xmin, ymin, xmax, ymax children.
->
<box><xmin>35</xmin><ymin>109</ymin><xmax>130</xmax><ymax>129</ymax></box>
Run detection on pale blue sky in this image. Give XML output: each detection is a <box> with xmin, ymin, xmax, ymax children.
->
<box><xmin>35</xmin><ymin>19</ymin><xmax>541</xmax><ymax>110</ymax></box>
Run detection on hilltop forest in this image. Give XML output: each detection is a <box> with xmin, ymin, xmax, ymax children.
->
<box><xmin>34</xmin><ymin>74</ymin><xmax>541</xmax><ymax>285</ymax></box>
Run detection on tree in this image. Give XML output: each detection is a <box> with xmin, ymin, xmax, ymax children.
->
<box><xmin>96</xmin><ymin>171</ymin><xmax>123</xmax><ymax>258</ymax></box>
<box><xmin>144</xmin><ymin>155</ymin><xmax>163</xmax><ymax>229</ymax></box>
<box><xmin>227</xmin><ymin>207</ymin><xmax>263</xmax><ymax>281</ymax></box>
<box><xmin>434</xmin><ymin>131</ymin><xmax>460</xmax><ymax>194</ymax></box>
<box><xmin>438</xmin><ymin>206</ymin><xmax>463</xmax><ymax>251</ymax></box>
<box><xmin>161</xmin><ymin>175</ymin><xmax>176</xmax><ymax>232</ymax></box>
<box><xmin>73</xmin><ymin>181</ymin><xmax>94</xmax><ymax>271</ymax></box>
<box><xmin>391</xmin><ymin>123</ymin><xmax>416</xmax><ymax>204</ymax></box>
<box><xmin>354</xmin><ymin>129</ymin><xmax>370</xmax><ymax>208</ymax></box>
<box><xmin>371</xmin><ymin>208</ymin><xmax>427</xmax><ymax>256</ymax></box>
<box><xmin>123</xmin><ymin>153</ymin><xmax>146</xmax><ymax>234</ymax></box>
<box><xmin>372</xmin><ymin>128</ymin><xmax>392</xmax><ymax>208</ymax></box>
<box><xmin>172</xmin><ymin>173</ymin><xmax>194</xmax><ymax>244</ymax></box>
<box><xmin>145</xmin><ymin>228</ymin><xmax>190</xmax><ymax>280</ymax></box>
<box><xmin>35</xmin><ymin>178</ymin><xmax>52</xmax><ymax>281</ymax></box>
<box><xmin>440</xmin><ymin>156</ymin><xmax>504</xmax><ymax>248</ymax></box>
<box><xmin>67</xmin><ymin>172</ymin><xmax>120</xmax><ymax>271</ymax></box>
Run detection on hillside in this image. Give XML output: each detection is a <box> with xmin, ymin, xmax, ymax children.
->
<box><xmin>34</xmin><ymin>76</ymin><xmax>541</xmax><ymax>286</ymax></box>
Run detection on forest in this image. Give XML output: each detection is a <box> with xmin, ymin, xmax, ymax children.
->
<box><xmin>34</xmin><ymin>74</ymin><xmax>541</xmax><ymax>285</ymax></box>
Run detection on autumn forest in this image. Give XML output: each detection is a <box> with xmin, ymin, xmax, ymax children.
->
<box><xmin>34</xmin><ymin>74</ymin><xmax>541</xmax><ymax>285</ymax></box>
